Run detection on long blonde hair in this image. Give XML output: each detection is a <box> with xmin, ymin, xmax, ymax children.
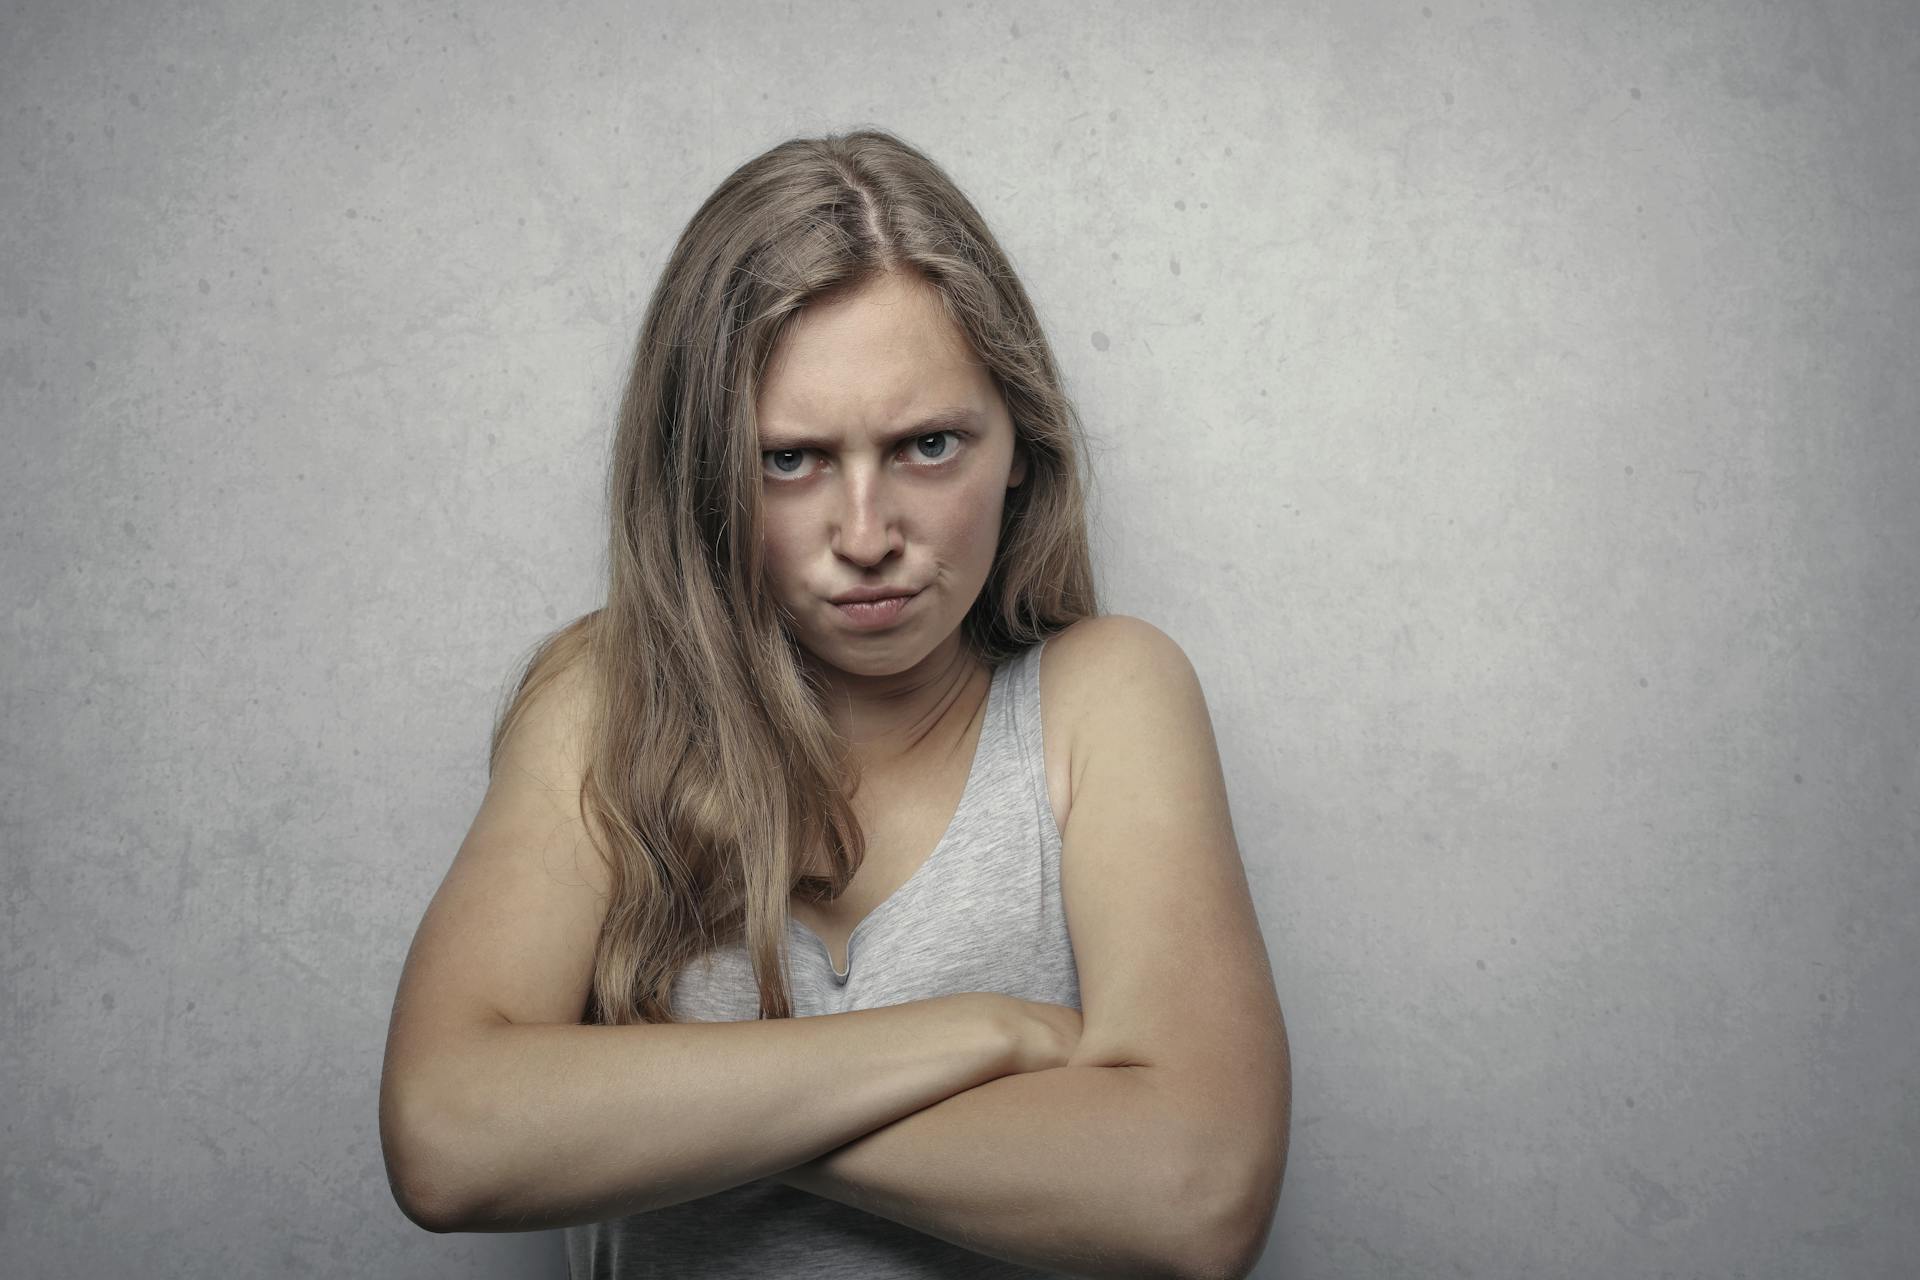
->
<box><xmin>493</xmin><ymin>129</ymin><xmax>1100</xmax><ymax>1023</ymax></box>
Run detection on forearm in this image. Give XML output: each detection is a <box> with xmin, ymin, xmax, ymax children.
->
<box><xmin>774</xmin><ymin>1063</ymin><xmax>1224</xmax><ymax>1279</ymax></box>
<box><xmin>386</xmin><ymin>995</ymin><xmax>1010</xmax><ymax>1233</ymax></box>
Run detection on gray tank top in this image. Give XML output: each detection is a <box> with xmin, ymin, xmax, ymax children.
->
<box><xmin>565</xmin><ymin>636</ymin><xmax>1083</xmax><ymax>1278</ymax></box>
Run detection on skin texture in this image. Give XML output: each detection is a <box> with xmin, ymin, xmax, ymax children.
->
<box><xmin>755</xmin><ymin>268</ymin><xmax>1028</xmax><ymax>773</ymax></box>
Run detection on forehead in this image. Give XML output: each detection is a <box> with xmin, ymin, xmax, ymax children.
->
<box><xmin>756</xmin><ymin>271</ymin><xmax>996</xmax><ymax>438</ymax></box>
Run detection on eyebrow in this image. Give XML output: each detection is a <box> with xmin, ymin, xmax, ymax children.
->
<box><xmin>758</xmin><ymin>406</ymin><xmax>983</xmax><ymax>451</ymax></box>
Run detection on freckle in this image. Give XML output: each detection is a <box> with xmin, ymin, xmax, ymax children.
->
<box><xmin>1794</xmin><ymin>773</ymin><xmax>1803</xmax><ymax>783</ymax></box>
<box><xmin>1169</xmin><ymin>256</ymin><xmax>1180</xmax><ymax>275</ymax></box>
<box><xmin>1638</xmin><ymin>677</ymin><xmax>1648</xmax><ymax>687</ymax></box>
<box><xmin>1091</xmin><ymin>331</ymin><xmax>1110</xmax><ymax>351</ymax></box>
<box><xmin>1630</xmin><ymin>86</ymin><xmax>1642</xmax><ymax>99</ymax></box>
<box><xmin>1475</xmin><ymin>959</ymin><xmax>1486</xmax><ymax>970</ymax></box>
<box><xmin>1624</xmin><ymin>1096</ymin><xmax>1634</xmax><ymax>1108</ymax></box>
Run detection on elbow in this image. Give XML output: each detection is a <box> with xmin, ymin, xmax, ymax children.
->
<box><xmin>1216</xmin><ymin>1148</ymin><xmax>1290</xmax><ymax>1279</ymax></box>
<box><xmin>1181</xmin><ymin>1045</ymin><xmax>1291</xmax><ymax>1278</ymax></box>
<box><xmin>1153</xmin><ymin>1145</ymin><xmax>1244</xmax><ymax>1280</ymax></box>
<box><xmin>393</xmin><ymin>1183</ymin><xmax>462</xmax><ymax>1236</ymax></box>
<box><xmin>1133</xmin><ymin>1059</ymin><xmax>1287</xmax><ymax>1279</ymax></box>
<box><xmin>392</xmin><ymin>1171</ymin><xmax>466</xmax><ymax>1236</ymax></box>
<box><xmin>1170</xmin><ymin>1191</ymin><xmax>1256</xmax><ymax>1280</ymax></box>
<box><xmin>1172</xmin><ymin>1129</ymin><xmax>1287</xmax><ymax>1280</ymax></box>
<box><xmin>1204</xmin><ymin>1190</ymin><xmax>1279</xmax><ymax>1280</ymax></box>
<box><xmin>1175</xmin><ymin>1179</ymin><xmax>1274</xmax><ymax>1280</ymax></box>
<box><xmin>380</xmin><ymin>1080</ymin><xmax>478</xmax><ymax>1233</ymax></box>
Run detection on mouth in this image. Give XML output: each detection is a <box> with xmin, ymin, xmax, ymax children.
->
<box><xmin>830</xmin><ymin>590</ymin><xmax>919</xmax><ymax>629</ymax></box>
<box><xmin>828</xmin><ymin>587</ymin><xmax>920</xmax><ymax>604</ymax></box>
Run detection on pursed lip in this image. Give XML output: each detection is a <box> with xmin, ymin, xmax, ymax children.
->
<box><xmin>829</xmin><ymin>586</ymin><xmax>920</xmax><ymax>604</ymax></box>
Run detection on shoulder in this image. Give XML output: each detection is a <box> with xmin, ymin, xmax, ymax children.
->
<box><xmin>1041</xmin><ymin>614</ymin><xmax>1197</xmax><ymax>705</ymax></box>
<box><xmin>493</xmin><ymin>623</ymin><xmax>604</xmax><ymax>778</ymax></box>
<box><xmin>486</xmin><ymin>620</ymin><xmax>614</xmax><ymax>888</ymax></box>
<box><xmin>1042</xmin><ymin>612</ymin><xmax>1185</xmax><ymax>658</ymax></box>
<box><xmin>1038</xmin><ymin>614</ymin><xmax>1206</xmax><ymax>801</ymax></box>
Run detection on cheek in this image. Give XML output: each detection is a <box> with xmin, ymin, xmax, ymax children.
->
<box><xmin>759</xmin><ymin>522</ymin><xmax>802</xmax><ymax>585</ymax></box>
<box><xmin>941</xmin><ymin>480</ymin><xmax>1008</xmax><ymax>554</ymax></box>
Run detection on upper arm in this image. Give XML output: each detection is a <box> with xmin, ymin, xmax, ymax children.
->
<box><xmin>381</xmin><ymin>654</ymin><xmax>614</xmax><ymax>1131</ymax></box>
<box><xmin>1051</xmin><ymin>616</ymin><xmax>1291</xmax><ymax>1244</ymax></box>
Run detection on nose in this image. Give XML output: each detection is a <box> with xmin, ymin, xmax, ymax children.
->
<box><xmin>831</xmin><ymin>467</ymin><xmax>901</xmax><ymax>567</ymax></box>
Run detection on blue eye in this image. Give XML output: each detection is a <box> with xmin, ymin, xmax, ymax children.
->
<box><xmin>765</xmin><ymin>449</ymin><xmax>808</xmax><ymax>477</ymax></box>
<box><xmin>760</xmin><ymin>431</ymin><xmax>965</xmax><ymax>481</ymax></box>
<box><xmin>909</xmin><ymin>431</ymin><xmax>957</xmax><ymax>461</ymax></box>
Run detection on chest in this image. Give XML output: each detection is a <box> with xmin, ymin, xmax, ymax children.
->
<box><xmin>788</xmin><ymin>651</ymin><xmax>1075</xmax><ymax>974</ymax></box>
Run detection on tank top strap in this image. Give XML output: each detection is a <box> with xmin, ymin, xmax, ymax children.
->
<box><xmin>998</xmin><ymin>633</ymin><xmax>1062</xmax><ymax>849</ymax></box>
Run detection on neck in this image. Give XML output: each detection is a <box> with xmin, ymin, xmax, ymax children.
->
<box><xmin>804</xmin><ymin>633</ymin><xmax>988</xmax><ymax>772</ymax></box>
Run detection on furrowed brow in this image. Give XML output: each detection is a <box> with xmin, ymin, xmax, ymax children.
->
<box><xmin>759</xmin><ymin>406</ymin><xmax>982</xmax><ymax>450</ymax></box>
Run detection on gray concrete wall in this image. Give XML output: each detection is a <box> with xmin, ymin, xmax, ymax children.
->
<box><xmin>4</xmin><ymin>1</ymin><xmax>1914</xmax><ymax>1275</ymax></box>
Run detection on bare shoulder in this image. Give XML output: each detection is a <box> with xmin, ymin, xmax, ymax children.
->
<box><xmin>1042</xmin><ymin>614</ymin><xmax>1195</xmax><ymax>713</ymax></box>
<box><xmin>494</xmin><ymin>644</ymin><xmax>600</xmax><ymax>779</ymax></box>
<box><xmin>1038</xmin><ymin>615</ymin><xmax>1199</xmax><ymax>829</ymax></box>
<box><xmin>488</xmin><ymin>647</ymin><xmax>614</xmax><ymax>898</ymax></box>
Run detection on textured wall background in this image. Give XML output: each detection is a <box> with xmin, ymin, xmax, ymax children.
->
<box><xmin>4</xmin><ymin>0</ymin><xmax>1916</xmax><ymax>1276</ymax></box>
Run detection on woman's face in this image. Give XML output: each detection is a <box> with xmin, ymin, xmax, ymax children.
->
<box><xmin>754</xmin><ymin>270</ymin><xmax>1026</xmax><ymax>679</ymax></box>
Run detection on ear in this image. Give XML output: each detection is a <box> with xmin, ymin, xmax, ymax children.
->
<box><xmin>1009</xmin><ymin>440</ymin><xmax>1029</xmax><ymax>488</ymax></box>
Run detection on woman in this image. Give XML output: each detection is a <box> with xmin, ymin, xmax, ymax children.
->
<box><xmin>379</xmin><ymin>129</ymin><xmax>1289</xmax><ymax>1278</ymax></box>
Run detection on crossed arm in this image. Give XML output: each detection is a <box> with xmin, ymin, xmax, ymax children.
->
<box><xmin>766</xmin><ymin>618</ymin><xmax>1291</xmax><ymax>1280</ymax></box>
<box><xmin>768</xmin><ymin>1058</ymin><xmax>1262</xmax><ymax>1280</ymax></box>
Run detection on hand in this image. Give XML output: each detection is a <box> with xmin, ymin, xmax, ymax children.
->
<box><xmin>769</xmin><ymin>993</ymin><xmax>1088</xmax><ymax>1196</ymax></box>
<box><xmin>993</xmin><ymin>994</ymin><xmax>1085</xmax><ymax>1075</ymax></box>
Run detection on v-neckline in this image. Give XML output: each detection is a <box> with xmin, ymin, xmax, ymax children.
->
<box><xmin>791</xmin><ymin>658</ymin><xmax>1006</xmax><ymax>982</ymax></box>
